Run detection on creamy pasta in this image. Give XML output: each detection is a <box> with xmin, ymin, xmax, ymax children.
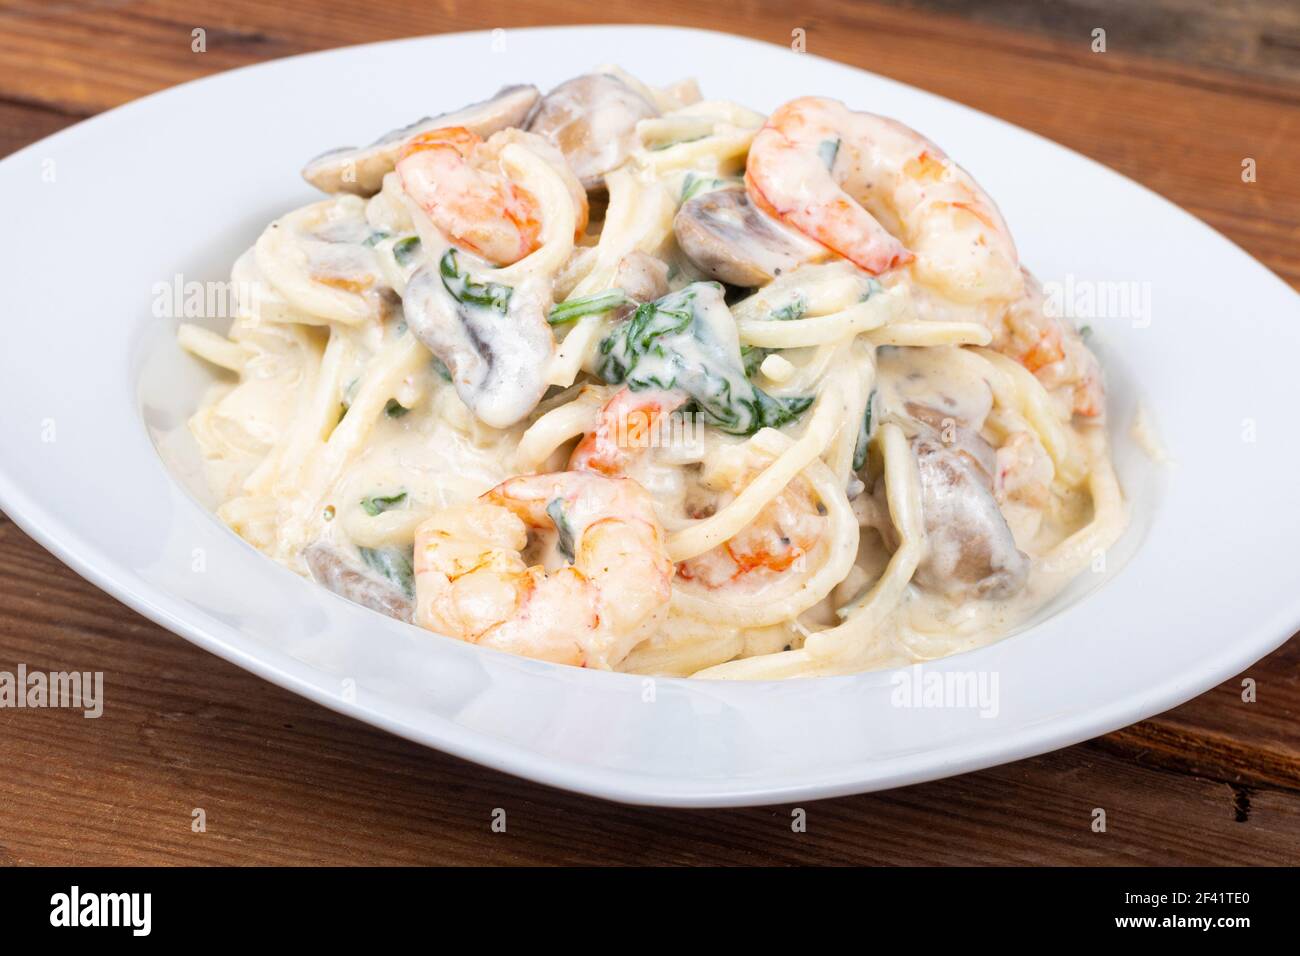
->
<box><xmin>180</xmin><ymin>70</ymin><xmax>1126</xmax><ymax>678</ymax></box>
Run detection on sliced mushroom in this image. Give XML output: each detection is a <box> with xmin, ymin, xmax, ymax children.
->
<box><xmin>903</xmin><ymin>401</ymin><xmax>997</xmax><ymax>480</ymax></box>
<box><xmin>673</xmin><ymin>188</ymin><xmax>825</xmax><ymax>287</ymax></box>
<box><xmin>908</xmin><ymin>437</ymin><xmax>1029</xmax><ymax>601</ymax></box>
<box><xmin>527</xmin><ymin>73</ymin><xmax>658</xmax><ymax>190</ymax></box>
<box><xmin>875</xmin><ymin>345</ymin><xmax>995</xmax><ymax>436</ymax></box>
<box><xmin>613</xmin><ymin>251</ymin><xmax>670</xmax><ymax>309</ymax></box>
<box><xmin>253</xmin><ymin>195</ymin><xmax>394</xmax><ymax>326</ymax></box>
<box><xmin>401</xmin><ymin>261</ymin><xmax>553</xmax><ymax>428</ymax></box>
<box><xmin>306</xmin><ymin>543</ymin><xmax>413</xmax><ymax>623</ymax></box>
<box><xmin>302</xmin><ymin>84</ymin><xmax>540</xmax><ymax>197</ymax></box>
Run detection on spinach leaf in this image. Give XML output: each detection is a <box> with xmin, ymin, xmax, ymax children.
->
<box><xmin>383</xmin><ymin>398</ymin><xmax>410</xmax><ymax>418</ymax></box>
<box><xmin>360</xmin><ymin>491</ymin><xmax>407</xmax><ymax>517</ymax></box>
<box><xmin>651</xmin><ymin>133</ymin><xmax>706</xmax><ymax>151</ymax></box>
<box><xmin>680</xmin><ymin>173</ymin><xmax>737</xmax><ymax>203</ymax></box>
<box><xmin>817</xmin><ymin>138</ymin><xmax>840</xmax><ymax>170</ymax></box>
<box><xmin>358</xmin><ymin>546</ymin><xmax>415</xmax><ymax>599</ymax></box>
<box><xmin>546</xmin><ymin>499</ymin><xmax>576</xmax><ymax>563</ymax></box>
<box><xmin>852</xmin><ymin>390</ymin><xmax>877</xmax><ymax>472</ymax></box>
<box><xmin>362</xmin><ymin>230</ymin><xmax>393</xmax><ymax>248</ymax></box>
<box><xmin>439</xmin><ymin>248</ymin><xmax>512</xmax><ymax>312</ymax></box>
<box><xmin>741</xmin><ymin>345</ymin><xmax>770</xmax><ymax>378</ymax></box>
<box><xmin>393</xmin><ymin>236</ymin><xmax>422</xmax><ymax>266</ymax></box>
<box><xmin>337</xmin><ymin>377</ymin><xmax>360</xmax><ymax>424</ymax></box>
<box><xmin>768</xmin><ymin>297</ymin><xmax>808</xmax><ymax>322</ymax></box>
<box><xmin>548</xmin><ymin>289</ymin><xmax>632</xmax><ymax>326</ymax></box>
<box><xmin>596</xmin><ymin>282</ymin><xmax>812</xmax><ymax>436</ymax></box>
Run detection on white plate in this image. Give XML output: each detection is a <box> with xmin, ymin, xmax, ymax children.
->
<box><xmin>1</xmin><ymin>26</ymin><xmax>1296</xmax><ymax>807</ymax></box>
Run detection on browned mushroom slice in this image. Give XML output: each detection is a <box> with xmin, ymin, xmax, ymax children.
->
<box><xmin>302</xmin><ymin>84</ymin><xmax>540</xmax><ymax>197</ymax></box>
<box><xmin>613</xmin><ymin>251</ymin><xmax>670</xmax><ymax>308</ymax></box>
<box><xmin>402</xmin><ymin>255</ymin><xmax>553</xmax><ymax>429</ymax></box>
<box><xmin>910</xmin><ymin>438</ymin><xmax>1029</xmax><ymax>601</ymax></box>
<box><xmin>903</xmin><ymin>401</ymin><xmax>997</xmax><ymax>482</ymax></box>
<box><xmin>673</xmin><ymin>188</ymin><xmax>825</xmax><ymax>287</ymax></box>
<box><xmin>306</xmin><ymin>543</ymin><xmax>414</xmax><ymax>623</ymax></box>
<box><xmin>527</xmin><ymin>73</ymin><xmax>658</xmax><ymax>190</ymax></box>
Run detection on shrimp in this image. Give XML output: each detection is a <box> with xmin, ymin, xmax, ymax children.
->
<box><xmin>745</xmin><ymin>96</ymin><xmax>1023</xmax><ymax>303</ymax></box>
<box><xmin>677</xmin><ymin>464</ymin><xmax>829</xmax><ymax>589</ymax></box>
<box><xmin>568</xmin><ymin>387</ymin><xmax>685</xmax><ymax>475</ymax></box>
<box><xmin>396</xmin><ymin>127</ymin><xmax>589</xmax><ymax>266</ymax></box>
<box><xmin>998</xmin><ymin>272</ymin><xmax>1104</xmax><ymax>417</ymax></box>
<box><xmin>996</xmin><ymin>431</ymin><xmax>1053</xmax><ymax>512</ymax></box>
<box><xmin>993</xmin><ymin>429</ymin><xmax>1055</xmax><ymax>544</ymax></box>
<box><xmin>746</xmin><ymin>97</ymin><xmax>1105</xmax><ymax>416</ymax></box>
<box><xmin>568</xmin><ymin>390</ymin><xmax>828</xmax><ymax>590</ymax></box>
<box><xmin>412</xmin><ymin>473</ymin><xmax>673</xmax><ymax>669</ymax></box>
<box><xmin>678</xmin><ymin>486</ymin><xmax>826</xmax><ymax>588</ymax></box>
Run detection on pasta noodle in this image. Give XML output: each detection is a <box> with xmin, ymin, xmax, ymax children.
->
<box><xmin>178</xmin><ymin>69</ymin><xmax>1127</xmax><ymax>677</ymax></box>
<box><xmin>548</xmin><ymin>167</ymin><xmax>676</xmax><ymax>386</ymax></box>
<box><xmin>737</xmin><ymin>288</ymin><xmax>906</xmax><ymax>348</ymax></box>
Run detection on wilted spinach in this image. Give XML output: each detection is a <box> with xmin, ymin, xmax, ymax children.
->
<box><xmin>393</xmin><ymin>236</ymin><xmax>422</xmax><ymax>267</ymax></box>
<box><xmin>358</xmin><ymin>546</ymin><xmax>415</xmax><ymax>599</ymax></box>
<box><xmin>596</xmin><ymin>282</ymin><xmax>811</xmax><ymax>436</ymax></box>
<box><xmin>546</xmin><ymin>499</ymin><xmax>576</xmax><ymax>563</ymax></box>
<box><xmin>360</xmin><ymin>491</ymin><xmax>407</xmax><ymax>517</ymax></box>
<box><xmin>852</xmin><ymin>390</ymin><xmax>877</xmax><ymax>472</ymax></box>
<box><xmin>549</xmin><ymin>289</ymin><xmax>632</xmax><ymax>326</ymax></box>
<box><xmin>439</xmin><ymin>248</ymin><xmax>512</xmax><ymax>312</ymax></box>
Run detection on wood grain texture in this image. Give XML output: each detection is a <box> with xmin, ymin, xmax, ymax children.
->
<box><xmin>884</xmin><ymin>0</ymin><xmax>1300</xmax><ymax>85</ymax></box>
<box><xmin>0</xmin><ymin>0</ymin><xmax>1297</xmax><ymax>866</ymax></box>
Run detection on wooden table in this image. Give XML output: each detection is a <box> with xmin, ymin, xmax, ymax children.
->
<box><xmin>1</xmin><ymin>0</ymin><xmax>1297</xmax><ymax>865</ymax></box>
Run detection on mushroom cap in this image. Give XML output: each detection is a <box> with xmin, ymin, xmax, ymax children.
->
<box><xmin>673</xmin><ymin>187</ymin><xmax>825</xmax><ymax>287</ymax></box>
<box><xmin>305</xmin><ymin>542</ymin><xmax>413</xmax><ymax>622</ymax></box>
<box><xmin>613</xmin><ymin>251</ymin><xmax>670</xmax><ymax>306</ymax></box>
<box><xmin>908</xmin><ymin>437</ymin><xmax>1030</xmax><ymax>601</ymax></box>
<box><xmin>302</xmin><ymin>84</ymin><xmax>540</xmax><ymax>197</ymax></box>
<box><xmin>527</xmin><ymin>73</ymin><xmax>658</xmax><ymax>191</ymax></box>
<box><xmin>402</xmin><ymin>262</ymin><xmax>553</xmax><ymax>429</ymax></box>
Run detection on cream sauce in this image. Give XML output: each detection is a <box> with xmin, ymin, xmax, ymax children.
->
<box><xmin>181</xmin><ymin>74</ymin><xmax>1127</xmax><ymax>677</ymax></box>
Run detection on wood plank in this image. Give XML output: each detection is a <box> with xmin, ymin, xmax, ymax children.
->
<box><xmin>0</xmin><ymin>100</ymin><xmax>78</xmax><ymax>157</ymax></box>
<box><xmin>880</xmin><ymin>0</ymin><xmax>1300</xmax><ymax>85</ymax></box>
